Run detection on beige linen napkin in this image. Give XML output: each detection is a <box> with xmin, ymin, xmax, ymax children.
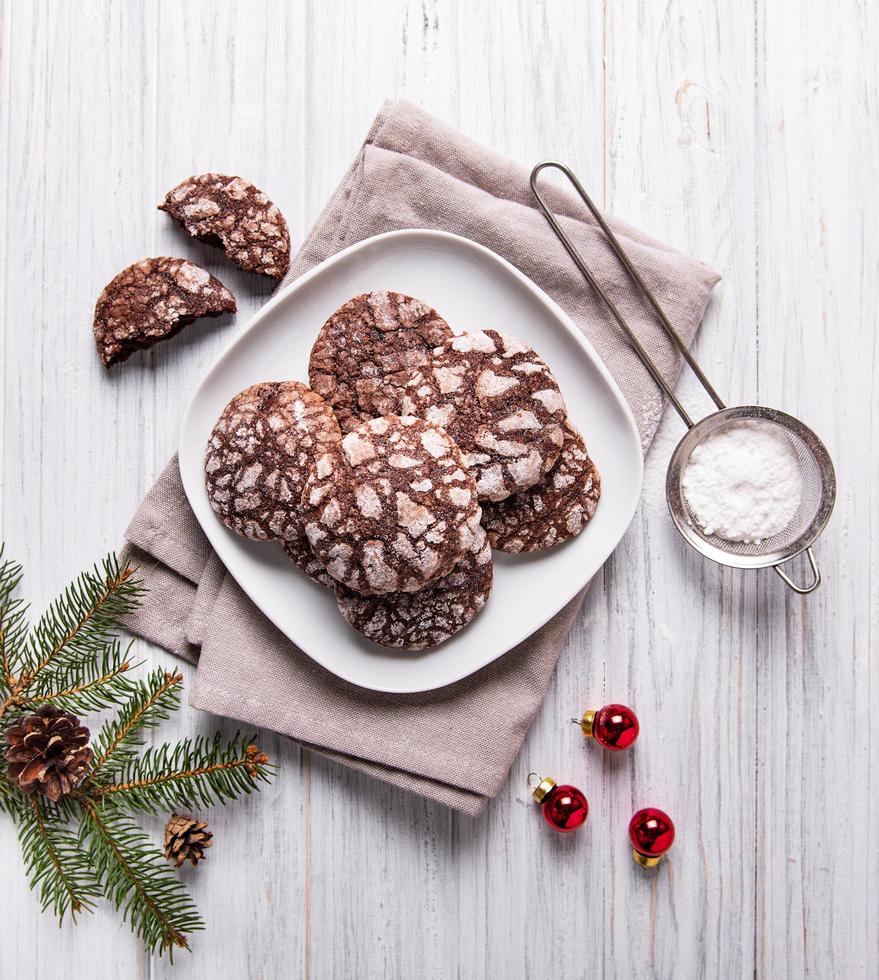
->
<box><xmin>120</xmin><ymin>101</ymin><xmax>719</xmax><ymax>816</ymax></box>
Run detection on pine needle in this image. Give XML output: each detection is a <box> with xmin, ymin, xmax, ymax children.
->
<box><xmin>0</xmin><ymin>547</ymin><xmax>29</xmax><ymax>693</ymax></box>
<box><xmin>89</xmin><ymin>668</ymin><xmax>183</xmax><ymax>777</ymax></box>
<box><xmin>25</xmin><ymin>641</ymin><xmax>141</xmax><ymax>715</ymax></box>
<box><xmin>18</xmin><ymin>796</ymin><xmax>102</xmax><ymax>922</ymax></box>
<box><xmin>23</xmin><ymin>554</ymin><xmax>144</xmax><ymax>682</ymax></box>
<box><xmin>0</xmin><ymin>775</ymin><xmax>20</xmax><ymax>815</ymax></box>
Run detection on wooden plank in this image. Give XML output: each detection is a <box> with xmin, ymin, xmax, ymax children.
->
<box><xmin>301</xmin><ymin>4</ymin><xmax>460</xmax><ymax>976</ymax></box>
<box><xmin>0</xmin><ymin>1</ymin><xmax>158</xmax><ymax>975</ymax></box>
<box><xmin>601</xmin><ymin>1</ymin><xmax>759</xmax><ymax>976</ymax></box>
<box><xmin>754</xmin><ymin>0</ymin><xmax>878</xmax><ymax>976</ymax></box>
<box><xmin>0</xmin><ymin>1</ymin><xmax>308</xmax><ymax>976</ymax></box>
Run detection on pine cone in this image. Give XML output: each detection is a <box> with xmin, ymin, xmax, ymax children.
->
<box><xmin>164</xmin><ymin>814</ymin><xmax>213</xmax><ymax>867</ymax></box>
<box><xmin>4</xmin><ymin>704</ymin><xmax>93</xmax><ymax>802</ymax></box>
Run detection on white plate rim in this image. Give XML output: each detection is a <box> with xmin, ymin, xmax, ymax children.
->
<box><xmin>179</xmin><ymin>229</ymin><xmax>644</xmax><ymax>693</ymax></box>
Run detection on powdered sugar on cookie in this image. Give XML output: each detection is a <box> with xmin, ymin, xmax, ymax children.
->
<box><xmin>481</xmin><ymin>421</ymin><xmax>601</xmax><ymax>552</ymax></box>
<box><xmin>334</xmin><ymin>522</ymin><xmax>493</xmax><ymax>649</ymax></box>
<box><xmin>205</xmin><ymin>381</ymin><xmax>341</xmax><ymax>541</ymax></box>
<box><xmin>308</xmin><ymin>291</ymin><xmax>453</xmax><ymax>432</ymax></box>
<box><xmin>357</xmin><ymin>329</ymin><xmax>567</xmax><ymax>501</ymax></box>
<box><xmin>302</xmin><ymin>415</ymin><xmax>480</xmax><ymax>595</ymax></box>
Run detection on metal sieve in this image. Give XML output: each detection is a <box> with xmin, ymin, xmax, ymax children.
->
<box><xmin>531</xmin><ymin>161</ymin><xmax>836</xmax><ymax>594</ymax></box>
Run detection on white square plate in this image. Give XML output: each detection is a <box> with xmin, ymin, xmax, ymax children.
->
<box><xmin>179</xmin><ymin>230</ymin><xmax>643</xmax><ymax>693</ymax></box>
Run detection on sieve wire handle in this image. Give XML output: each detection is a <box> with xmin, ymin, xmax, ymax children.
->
<box><xmin>773</xmin><ymin>546</ymin><xmax>821</xmax><ymax>595</ymax></box>
<box><xmin>530</xmin><ymin>161</ymin><xmax>726</xmax><ymax>429</ymax></box>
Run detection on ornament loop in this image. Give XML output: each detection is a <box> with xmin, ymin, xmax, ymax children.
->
<box><xmin>526</xmin><ymin>772</ymin><xmax>541</xmax><ymax>790</ymax></box>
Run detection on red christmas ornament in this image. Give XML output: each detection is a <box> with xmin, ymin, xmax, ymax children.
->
<box><xmin>577</xmin><ymin>703</ymin><xmax>639</xmax><ymax>750</ymax></box>
<box><xmin>629</xmin><ymin>807</ymin><xmax>675</xmax><ymax>867</ymax></box>
<box><xmin>528</xmin><ymin>773</ymin><xmax>588</xmax><ymax>832</ymax></box>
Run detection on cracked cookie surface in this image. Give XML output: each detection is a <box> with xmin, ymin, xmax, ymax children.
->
<box><xmin>357</xmin><ymin>328</ymin><xmax>567</xmax><ymax>501</ymax></box>
<box><xmin>334</xmin><ymin>522</ymin><xmax>493</xmax><ymax>650</ymax></box>
<box><xmin>160</xmin><ymin>174</ymin><xmax>290</xmax><ymax>279</ymax></box>
<box><xmin>481</xmin><ymin>421</ymin><xmax>600</xmax><ymax>552</ymax></box>
<box><xmin>308</xmin><ymin>291</ymin><xmax>453</xmax><ymax>432</ymax></box>
<box><xmin>94</xmin><ymin>257</ymin><xmax>236</xmax><ymax>367</ymax></box>
<box><xmin>282</xmin><ymin>535</ymin><xmax>334</xmax><ymax>589</ymax></box>
<box><xmin>205</xmin><ymin>381</ymin><xmax>341</xmax><ymax>541</ymax></box>
<box><xmin>301</xmin><ymin>415</ymin><xmax>480</xmax><ymax>595</ymax></box>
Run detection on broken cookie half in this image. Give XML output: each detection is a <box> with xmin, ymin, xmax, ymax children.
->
<box><xmin>159</xmin><ymin>173</ymin><xmax>291</xmax><ymax>279</ymax></box>
<box><xmin>93</xmin><ymin>257</ymin><xmax>236</xmax><ymax>367</ymax></box>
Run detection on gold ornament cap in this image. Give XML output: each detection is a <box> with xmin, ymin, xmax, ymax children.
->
<box><xmin>580</xmin><ymin>709</ymin><xmax>596</xmax><ymax>738</ymax></box>
<box><xmin>633</xmin><ymin>849</ymin><xmax>663</xmax><ymax>868</ymax></box>
<box><xmin>529</xmin><ymin>775</ymin><xmax>557</xmax><ymax>805</ymax></box>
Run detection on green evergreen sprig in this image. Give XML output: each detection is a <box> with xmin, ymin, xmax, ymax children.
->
<box><xmin>17</xmin><ymin>795</ymin><xmax>103</xmax><ymax>920</ymax></box>
<box><xmin>0</xmin><ymin>551</ymin><xmax>143</xmax><ymax>723</ymax></box>
<box><xmin>93</xmin><ymin>734</ymin><xmax>273</xmax><ymax>814</ymax></box>
<box><xmin>0</xmin><ymin>545</ymin><xmax>275</xmax><ymax>959</ymax></box>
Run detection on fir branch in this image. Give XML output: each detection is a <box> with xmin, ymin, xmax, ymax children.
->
<box><xmin>0</xmin><ymin>554</ymin><xmax>143</xmax><ymax>721</ymax></box>
<box><xmin>89</xmin><ymin>668</ymin><xmax>183</xmax><ymax>776</ymax></box>
<box><xmin>0</xmin><ymin>774</ymin><xmax>20</xmax><ymax>815</ymax></box>
<box><xmin>0</xmin><ymin>545</ymin><xmax>276</xmax><ymax>957</ymax></box>
<box><xmin>25</xmin><ymin>554</ymin><xmax>143</xmax><ymax>670</ymax></box>
<box><xmin>18</xmin><ymin>796</ymin><xmax>102</xmax><ymax>922</ymax></box>
<box><xmin>93</xmin><ymin>735</ymin><xmax>274</xmax><ymax>814</ymax></box>
<box><xmin>80</xmin><ymin>800</ymin><xmax>203</xmax><ymax>958</ymax></box>
<box><xmin>24</xmin><ymin>641</ymin><xmax>141</xmax><ymax>716</ymax></box>
<box><xmin>0</xmin><ymin>547</ymin><xmax>28</xmax><ymax>693</ymax></box>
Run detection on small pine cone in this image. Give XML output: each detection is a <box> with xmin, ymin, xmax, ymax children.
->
<box><xmin>4</xmin><ymin>704</ymin><xmax>93</xmax><ymax>802</ymax></box>
<box><xmin>164</xmin><ymin>813</ymin><xmax>213</xmax><ymax>868</ymax></box>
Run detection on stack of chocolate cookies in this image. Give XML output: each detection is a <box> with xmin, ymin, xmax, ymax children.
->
<box><xmin>205</xmin><ymin>291</ymin><xmax>601</xmax><ymax>651</ymax></box>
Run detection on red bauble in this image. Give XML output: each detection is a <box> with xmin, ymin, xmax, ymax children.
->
<box><xmin>542</xmin><ymin>784</ymin><xmax>589</xmax><ymax>832</ymax></box>
<box><xmin>529</xmin><ymin>775</ymin><xmax>589</xmax><ymax>833</ymax></box>
<box><xmin>589</xmin><ymin>704</ymin><xmax>639</xmax><ymax>750</ymax></box>
<box><xmin>629</xmin><ymin>807</ymin><xmax>675</xmax><ymax>864</ymax></box>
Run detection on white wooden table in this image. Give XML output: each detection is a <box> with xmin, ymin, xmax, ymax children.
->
<box><xmin>1</xmin><ymin>2</ymin><xmax>875</xmax><ymax>977</ymax></box>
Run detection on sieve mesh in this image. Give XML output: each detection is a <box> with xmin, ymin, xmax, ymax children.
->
<box><xmin>680</xmin><ymin>420</ymin><xmax>822</xmax><ymax>557</ymax></box>
<box><xmin>666</xmin><ymin>406</ymin><xmax>836</xmax><ymax>570</ymax></box>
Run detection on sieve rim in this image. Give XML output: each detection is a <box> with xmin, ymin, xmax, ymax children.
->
<box><xmin>665</xmin><ymin>406</ymin><xmax>836</xmax><ymax>570</ymax></box>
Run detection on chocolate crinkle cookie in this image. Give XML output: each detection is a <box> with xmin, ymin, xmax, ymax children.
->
<box><xmin>282</xmin><ymin>535</ymin><xmax>334</xmax><ymax>589</ymax></box>
<box><xmin>301</xmin><ymin>415</ymin><xmax>481</xmax><ymax>595</ymax></box>
<box><xmin>93</xmin><ymin>257</ymin><xmax>236</xmax><ymax>367</ymax></box>
<box><xmin>334</xmin><ymin>521</ymin><xmax>493</xmax><ymax>650</ymax></box>
<box><xmin>481</xmin><ymin>421</ymin><xmax>601</xmax><ymax>553</ymax></box>
<box><xmin>205</xmin><ymin>381</ymin><xmax>341</xmax><ymax>541</ymax></box>
<box><xmin>159</xmin><ymin>174</ymin><xmax>291</xmax><ymax>279</ymax></box>
<box><xmin>358</xmin><ymin>328</ymin><xmax>567</xmax><ymax>502</ymax></box>
<box><xmin>308</xmin><ymin>291</ymin><xmax>453</xmax><ymax>432</ymax></box>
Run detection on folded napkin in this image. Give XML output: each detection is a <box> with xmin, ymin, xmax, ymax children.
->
<box><xmin>120</xmin><ymin>100</ymin><xmax>719</xmax><ymax>816</ymax></box>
